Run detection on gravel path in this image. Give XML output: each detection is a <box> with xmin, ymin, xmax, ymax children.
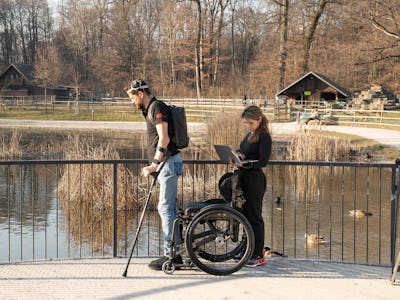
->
<box><xmin>270</xmin><ymin>121</ymin><xmax>400</xmax><ymax>150</ymax></box>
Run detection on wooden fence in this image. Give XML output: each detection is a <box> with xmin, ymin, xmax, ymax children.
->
<box><xmin>0</xmin><ymin>95</ymin><xmax>399</xmax><ymax>128</ymax></box>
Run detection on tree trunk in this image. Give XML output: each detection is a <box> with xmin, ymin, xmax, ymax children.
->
<box><xmin>301</xmin><ymin>0</ymin><xmax>329</xmax><ymax>74</ymax></box>
<box><xmin>230</xmin><ymin>4</ymin><xmax>236</xmax><ymax>90</ymax></box>
<box><xmin>167</xmin><ymin>23</ymin><xmax>176</xmax><ymax>88</ymax></box>
<box><xmin>277</xmin><ymin>0</ymin><xmax>289</xmax><ymax>91</ymax></box>
<box><xmin>194</xmin><ymin>0</ymin><xmax>203</xmax><ymax>99</ymax></box>
<box><xmin>44</xmin><ymin>86</ymin><xmax>47</xmax><ymax>114</ymax></box>
<box><xmin>213</xmin><ymin>0</ymin><xmax>228</xmax><ymax>87</ymax></box>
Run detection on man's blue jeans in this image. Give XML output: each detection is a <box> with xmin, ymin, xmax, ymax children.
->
<box><xmin>157</xmin><ymin>153</ymin><xmax>183</xmax><ymax>256</ymax></box>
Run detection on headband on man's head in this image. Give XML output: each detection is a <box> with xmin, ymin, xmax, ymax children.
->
<box><xmin>127</xmin><ymin>79</ymin><xmax>149</xmax><ymax>94</ymax></box>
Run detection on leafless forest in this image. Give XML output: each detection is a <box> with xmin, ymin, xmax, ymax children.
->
<box><xmin>1</xmin><ymin>0</ymin><xmax>399</xmax><ymax>98</ymax></box>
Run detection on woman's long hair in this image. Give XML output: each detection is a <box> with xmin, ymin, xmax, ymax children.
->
<box><xmin>241</xmin><ymin>105</ymin><xmax>269</xmax><ymax>143</ymax></box>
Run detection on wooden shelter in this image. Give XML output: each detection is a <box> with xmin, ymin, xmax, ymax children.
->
<box><xmin>0</xmin><ymin>64</ymin><xmax>36</xmax><ymax>96</ymax></box>
<box><xmin>276</xmin><ymin>71</ymin><xmax>350</xmax><ymax>107</ymax></box>
<box><xmin>0</xmin><ymin>63</ymin><xmax>77</xmax><ymax>100</ymax></box>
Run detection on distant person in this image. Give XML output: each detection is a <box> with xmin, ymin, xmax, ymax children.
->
<box><xmin>126</xmin><ymin>79</ymin><xmax>183</xmax><ymax>270</ymax></box>
<box><xmin>231</xmin><ymin>105</ymin><xmax>272</xmax><ymax>267</ymax></box>
<box><xmin>242</xmin><ymin>94</ymin><xmax>247</xmax><ymax>106</ymax></box>
<box><xmin>305</xmin><ymin>107</ymin><xmax>319</xmax><ymax>125</ymax></box>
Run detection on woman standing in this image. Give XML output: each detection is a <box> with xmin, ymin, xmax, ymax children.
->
<box><xmin>233</xmin><ymin>105</ymin><xmax>272</xmax><ymax>267</ymax></box>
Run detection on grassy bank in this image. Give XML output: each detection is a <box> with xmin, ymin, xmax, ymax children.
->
<box><xmin>305</xmin><ymin>130</ymin><xmax>400</xmax><ymax>162</ymax></box>
<box><xmin>0</xmin><ymin>106</ymin><xmax>207</xmax><ymax>122</ymax></box>
<box><xmin>0</xmin><ymin>107</ymin><xmax>142</xmax><ymax>121</ymax></box>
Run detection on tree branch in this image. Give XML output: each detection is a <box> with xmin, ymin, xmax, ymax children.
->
<box><xmin>369</xmin><ymin>17</ymin><xmax>400</xmax><ymax>40</ymax></box>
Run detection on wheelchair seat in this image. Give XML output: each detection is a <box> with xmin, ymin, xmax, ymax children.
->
<box><xmin>184</xmin><ymin>198</ymin><xmax>228</xmax><ymax>215</ymax></box>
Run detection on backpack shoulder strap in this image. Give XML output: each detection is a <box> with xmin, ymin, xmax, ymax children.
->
<box><xmin>146</xmin><ymin>98</ymin><xmax>161</xmax><ymax>124</ymax></box>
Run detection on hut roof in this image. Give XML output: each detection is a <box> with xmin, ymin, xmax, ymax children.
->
<box><xmin>276</xmin><ymin>71</ymin><xmax>350</xmax><ymax>98</ymax></box>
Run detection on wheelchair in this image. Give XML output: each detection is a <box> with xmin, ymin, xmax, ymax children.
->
<box><xmin>161</xmin><ymin>171</ymin><xmax>255</xmax><ymax>276</ymax></box>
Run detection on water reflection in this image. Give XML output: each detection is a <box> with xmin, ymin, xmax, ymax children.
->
<box><xmin>264</xmin><ymin>164</ymin><xmax>393</xmax><ymax>264</ymax></box>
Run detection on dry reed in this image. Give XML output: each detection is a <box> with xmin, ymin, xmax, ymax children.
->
<box><xmin>205</xmin><ymin>110</ymin><xmax>247</xmax><ymax>174</ymax></box>
<box><xmin>287</xmin><ymin>131</ymin><xmax>352</xmax><ymax>162</ymax></box>
<box><xmin>286</xmin><ymin>130</ymin><xmax>353</xmax><ymax>198</ymax></box>
<box><xmin>206</xmin><ymin>110</ymin><xmax>247</xmax><ymax>149</ymax></box>
<box><xmin>57</xmin><ymin>136</ymin><xmax>145</xmax><ymax>211</ymax></box>
<box><xmin>56</xmin><ymin>136</ymin><xmax>148</xmax><ymax>249</ymax></box>
<box><xmin>0</xmin><ymin>129</ymin><xmax>23</xmax><ymax>159</ymax></box>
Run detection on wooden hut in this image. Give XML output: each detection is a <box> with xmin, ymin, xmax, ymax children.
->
<box><xmin>276</xmin><ymin>71</ymin><xmax>350</xmax><ymax>107</ymax></box>
<box><xmin>0</xmin><ymin>63</ymin><xmax>77</xmax><ymax>100</ymax></box>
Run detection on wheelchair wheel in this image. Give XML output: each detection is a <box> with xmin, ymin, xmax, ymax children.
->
<box><xmin>185</xmin><ymin>205</ymin><xmax>254</xmax><ymax>276</ymax></box>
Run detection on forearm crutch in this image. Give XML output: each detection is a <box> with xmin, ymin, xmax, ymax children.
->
<box><xmin>122</xmin><ymin>161</ymin><xmax>166</xmax><ymax>277</ymax></box>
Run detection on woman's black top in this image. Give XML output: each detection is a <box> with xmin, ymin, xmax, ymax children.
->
<box><xmin>239</xmin><ymin>131</ymin><xmax>272</xmax><ymax>170</ymax></box>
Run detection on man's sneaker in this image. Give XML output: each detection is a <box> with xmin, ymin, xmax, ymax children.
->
<box><xmin>148</xmin><ymin>255</ymin><xmax>183</xmax><ymax>271</ymax></box>
<box><xmin>245</xmin><ymin>256</ymin><xmax>266</xmax><ymax>268</ymax></box>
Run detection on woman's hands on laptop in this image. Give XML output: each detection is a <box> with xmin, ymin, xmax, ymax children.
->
<box><xmin>229</xmin><ymin>150</ymin><xmax>244</xmax><ymax>167</ymax></box>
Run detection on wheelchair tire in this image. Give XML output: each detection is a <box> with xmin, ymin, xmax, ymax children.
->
<box><xmin>185</xmin><ymin>205</ymin><xmax>254</xmax><ymax>276</ymax></box>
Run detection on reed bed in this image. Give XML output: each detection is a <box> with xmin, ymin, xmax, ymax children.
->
<box><xmin>287</xmin><ymin>130</ymin><xmax>352</xmax><ymax>162</ymax></box>
<box><xmin>56</xmin><ymin>136</ymin><xmax>143</xmax><ymax>249</ymax></box>
<box><xmin>286</xmin><ymin>130</ymin><xmax>354</xmax><ymax>197</ymax></box>
<box><xmin>206</xmin><ymin>110</ymin><xmax>247</xmax><ymax>150</ymax></box>
<box><xmin>57</xmin><ymin>136</ymin><xmax>143</xmax><ymax>211</ymax></box>
<box><xmin>0</xmin><ymin>129</ymin><xmax>23</xmax><ymax>159</ymax></box>
<box><xmin>204</xmin><ymin>110</ymin><xmax>247</xmax><ymax>175</ymax></box>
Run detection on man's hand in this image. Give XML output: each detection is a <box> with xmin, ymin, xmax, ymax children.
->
<box><xmin>142</xmin><ymin>164</ymin><xmax>157</xmax><ymax>177</ymax></box>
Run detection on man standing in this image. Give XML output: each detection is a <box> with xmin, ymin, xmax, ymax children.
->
<box><xmin>126</xmin><ymin>79</ymin><xmax>183</xmax><ymax>270</ymax></box>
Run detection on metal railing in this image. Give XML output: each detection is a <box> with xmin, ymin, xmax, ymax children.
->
<box><xmin>0</xmin><ymin>159</ymin><xmax>399</xmax><ymax>268</ymax></box>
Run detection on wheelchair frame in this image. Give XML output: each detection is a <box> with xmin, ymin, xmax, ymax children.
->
<box><xmin>162</xmin><ymin>171</ymin><xmax>255</xmax><ymax>276</ymax></box>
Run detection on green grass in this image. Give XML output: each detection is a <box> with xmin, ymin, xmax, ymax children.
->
<box><xmin>0</xmin><ymin>107</ymin><xmax>143</xmax><ymax>121</ymax></box>
<box><xmin>0</xmin><ymin>107</ymin><xmax>206</xmax><ymax>122</ymax></box>
<box><xmin>309</xmin><ymin>130</ymin><xmax>400</xmax><ymax>162</ymax></box>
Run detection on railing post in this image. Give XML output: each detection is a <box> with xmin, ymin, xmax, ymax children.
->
<box><xmin>113</xmin><ymin>163</ymin><xmax>118</xmax><ymax>257</ymax></box>
<box><xmin>390</xmin><ymin>159</ymin><xmax>400</xmax><ymax>269</ymax></box>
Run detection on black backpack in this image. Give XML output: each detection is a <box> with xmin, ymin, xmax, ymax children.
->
<box><xmin>169</xmin><ymin>105</ymin><xmax>190</xmax><ymax>149</ymax></box>
<box><xmin>149</xmin><ymin>100</ymin><xmax>190</xmax><ymax>149</ymax></box>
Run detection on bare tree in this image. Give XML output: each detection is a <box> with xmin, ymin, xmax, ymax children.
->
<box><xmin>14</xmin><ymin>0</ymin><xmax>53</xmax><ymax>63</ymax></box>
<box><xmin>0</xmin><ymin>0</ymin><xmax>52</xmax><ymax>66</ymax></box>
<box><xmin>360</xmin><ymin>0</ymin><xmax>400</xmax><ymax>89</ymax></box>
<box><xmin>212</xmin><ymin>0</ymin><xmax>230</xmax><ymax>88</ymax></box>
<box><xmin>276</xmin><ymin>0</ymin><xmax>289</xmax><ymax>90</ymax></box>
<box><xmin>34</xmin><ymin>45</ymin><xmax>62</xmax><ymax>113</ymax></box>
<box><xmin>368</xmin><ymin>1</ymin><xmax>400</xmax><ymax>40</ymax></box>
<box><xmin>0</xmin><ymin>0</ymin><xmax>16</xmax><ymax>65</ymax></box>
<box><xmin>3</xmin><ymin>0</ymin><xmax>400</xmax><ymax>99</ymax></box>
<box><xmin>191</xmin><ymin>0</ymin><xmax>203</xmax><ymax>98</ymax></box>
<box><xmin>300</xmin><ymin>0</ymin><xmax>330</xmax><ymax>74</ymax></box>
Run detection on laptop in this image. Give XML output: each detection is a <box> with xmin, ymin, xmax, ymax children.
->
<box><xmin>213</xmin><ymin>144</ymin><xmax>258</xmax><ymax>164</ymax></box>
